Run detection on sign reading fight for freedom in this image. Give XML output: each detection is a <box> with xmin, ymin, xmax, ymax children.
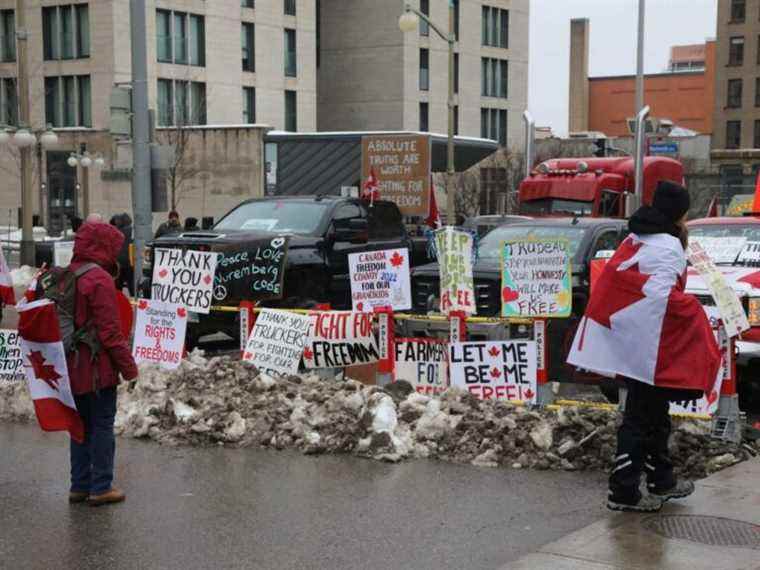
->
<box><xmin>349</xmin><ymin>248</ymin><xmax>411</xmax><ymax>312</ymax></box>
<box><xmin>151</xmin><ymin>248</ymin><xmax>219</xmax><ymax>314</ymax></box>
<box><xmin>0</xmin><ymin>329</ymin><xmax>24</xmax><ymax>382</ymax></box>
<box><xmin>243</xmin><ymin>309</ymin><xmax>312</xmax><ymax>375</ymax></box>
<box><xmin>303</xmin><ymin>311</ymin><xmax>380</xmax><ymax>368</ymax></box>
<box><xmin>449</xmin><ymin>340</ymin><xmax>537</xmax><ymax>404</ymax></box>
<box><xmin>502</xmin><ymin>238</ymin><xmax>572</xmax><ymax>318</ymax></box>
<box><xmin>394</xmin><ymin>339</ymin><xmax>449</xmax><ymax>395</ymax></box>
<box><xmin>132</xmin><ymin>300</ymin><xmax>187</xmax><ymax>370</ymax></box>
<box><xmin>214</xmin><ymin>237</ymin><xmax>289</xmax><ymax>303</ymax></box>
<box><xmin>435</xmin><ymin>227</ymin><xmax>475</xmax><ymax>315</ymax></box>
<box><xmin>361</xmin><ymin>134</ymin><xmax>430</xmax><ymax>216</ymax></box>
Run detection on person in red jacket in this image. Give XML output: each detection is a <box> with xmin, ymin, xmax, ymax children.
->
<box><xmin>67</xmin><ymin>222</ymin><xmax>138</xmax><ymax>506</ymax></box>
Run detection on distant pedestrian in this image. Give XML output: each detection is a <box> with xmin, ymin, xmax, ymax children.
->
<box><xmin>568</xmin><ymin>181</ymin><xmax>721</xmax><ymax>513</ymax></box>
<box><xmin>154</xmin><ymin>211</ymin><xmax>182</xmax><ymax>239</ymax></box>
<box><xmin>85</xmin><ymin>213</ymin><xmax>104</xmax><ymax>224</ymax></box>
<box><xmin>183</xmin><ymin>217</ymin><xmax>200</xmax><ymax>232</ymax></box>
<box><xmin>113</xmin><ymin>213</ymin><xmax>134</xmax><ymax>295</ymax></box>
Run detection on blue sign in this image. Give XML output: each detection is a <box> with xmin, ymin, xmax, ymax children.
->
<box><xmin>649</xmin><ymin>142</ymin><xmax>679</xmax><ymax>155</ymax></box>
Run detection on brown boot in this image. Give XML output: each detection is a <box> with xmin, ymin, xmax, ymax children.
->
<box><xmin>88</xmin><ymin>488</ymin><xmax>126</xmax><ymax>507</ymax></box>
<box><xmin>69</xmin><ymin>491</ymin><xmax>89</xmax><ymax>504</ymax></box>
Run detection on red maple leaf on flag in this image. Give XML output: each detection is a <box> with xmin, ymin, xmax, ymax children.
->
<box><xmin>303</xmin><ymin>347</ymin><xmax>314</xmax><ymax>360</ymax></box>
<box><xmin>524</xmin><ymin>388</ymin><xmax>535</xmax><ymax>400</ymax></box>
<box><xmin>490</xmin><ymin>367</ymin><xmax>501</xmax><ymax>379</ymax></box>
<box><xmin>26</xmin><ymin>350</ymin><xmax>61</xmax><ymax>391</ymax></box>
<box><xmin>390</xmin><ymin>252</ymin><xmax>404</xmax><ymax>267</ymax></box>
<box><xmin>488</xmin><ymin>346</ymin><xmax>500</xmax><ymax>358</ymax></box>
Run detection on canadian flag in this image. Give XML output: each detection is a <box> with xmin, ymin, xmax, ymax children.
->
<box><xmin>17</xmin><ymin>297</ymin><xmax>84</xmax><ymax>443</ymax></box>
<box><xmin>706</xmin><ymin>194</ymin><xmax>719</xmax><ymax>218</ymax></box>
<box><xmin>362</xmin><ymin>168</ymin><xmax>380</xmax><ymax>204</ymax></box>
<box><xmin>426</xmin><ymin>176</ymin><xmax>442</xmax><ymax>229</ymax></box>
<box><xmin>0</xmin><ymin>247</ymin><xmax>15</xmax><ymax>305</ymax></box>
<box><xmin>568</xmin><ymin>233</ymin><xmax>720</xmax><ymax>393</ymax></box>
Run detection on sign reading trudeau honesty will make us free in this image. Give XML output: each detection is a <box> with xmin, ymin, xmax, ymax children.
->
<box><xmin>151</xmin><ymin>248</ymin><xmax>219</xmax><ymax>314</ymax></box>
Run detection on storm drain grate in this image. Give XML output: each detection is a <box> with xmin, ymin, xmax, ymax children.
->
<box><xmin>642</xmin><ymin>515</ymin><xmax>760</xmax><ymax>549</ymax></box>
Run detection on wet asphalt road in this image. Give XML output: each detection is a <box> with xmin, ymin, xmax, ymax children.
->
<box><xmin>0</xmin><ymin>424</ymin><xmax>608</xmax><ymax>570</ymax></box>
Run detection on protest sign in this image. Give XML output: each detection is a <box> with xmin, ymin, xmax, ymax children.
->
<box><xmin>0</xmin><ymin>329</ymin><xmax>24</xmax><ymax>382</ymax></box>
<box><xmin>349</xmin><ymin>248</ymin><xmax>411</xmax><ymax>312</ymax></box>
<box><xmin>435</xmin><ymin>227</ymin><xmax>475</xmax><ymax>315</ymax></box>
<box><xmin>736</xmin><ymin>241</ymin><xmax>760</xmax><ymax>264</ymax></box>
<box><xmin>53</xmin><ymin>241</ymin><xmax>74</xmax><ymax>267</ymax></box>
<box><xmin>394</xmin><ymin>339</ymin><xmax>449</xmax><ymax>395</ymax></box>
<box><xmin>243</xmin><ymin>309</ymin><xmax>312</xmax><ymax>375</ymax></box>
<box><xmin>361</xmin><ymin>134</ymin><xmax>430</xmax><ymax>216</ymax></box>
<box><xmin>502</xmin><ymin>238</ymin><xmax>572</xmax><ymax>318</ymax></box>
<box><xmin>132</xmin><ymin>300</ymin><xmax>187</xmax><ymax>370</ymax></box>
<box><xmin>303</xmin><ymin>311</ymin><xmax>380</xmax><ymax>368</ymax></box>
<box><xmin>151</xmin><ymin>248</ymin><xmax>219</xmax><ymax>314</ymax></box>
<box><xmin>214</xmin><ymin>237</ymin><xmax>289</xmax><ymax>303</ymax></box>
<box><xmin>450</xmin><ymin>340</ymin><xmax>537</xmax><ymax>404</ymax></box>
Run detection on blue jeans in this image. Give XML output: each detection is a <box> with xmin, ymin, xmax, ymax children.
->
<box><xmin>70</xmin><ymin>386</ymin><xmax>117</xmax><ymax>495</ymax></box>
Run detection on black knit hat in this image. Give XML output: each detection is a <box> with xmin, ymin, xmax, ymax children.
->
<box><xmin>652</xmin><ymin>180</ymin><xmax>690</xmax><ymax>223</ymax></box>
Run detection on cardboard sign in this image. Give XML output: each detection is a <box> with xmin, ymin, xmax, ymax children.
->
<box><xmin>361</xmin><ymin>134</ymin><xmax>430</xmax><ymax>216</ymax></box>
<box><xmin>303</xmin><ymin>311</ymin><xmax>380</xmax><ymax>368</ymax></box>
<box><xmin>0</xmin><ymin>329</ymin><xmax>24</xmax><ymax>382</ymax></box>
<box><xmin>502</xmin><ymin>238</ymin><xmax>572</xmax><ymax>318</ymax></box>
<box><xmin>151</xmin><ymin>248</ymin><xmax>219</xmax><ymax>314</ymax></box>
<box><xmin>132</xmin><ymin>300</ymin><xmax>188</xmax><ymax>370</ymax></box>
<box><xmin>687</xmin><ymin>242</ymin><xmax>749</xmax><ymax>337</ymax></box>
<box><xmin>450</xmin><ymin>341</ymin><xmax>537</xmax><ymax>404</ymax></box>
<box><xmin>53</xmin><ymin>241</ymin><xmax>74</xmax><ymax>267</ymax></box>
<box><xmin>214</xmin><ymin>237</ymin><xmax>289</xmax><ymax>303</ymax></box>
<box><xmin>435</xmin><ymin>227</ymin><xmax>475</xmax><ymax>315</ymax></box>
<box><xmin>689</xmin><ymin>236</ymin><xmax>747</xmax><ymax>264</ymax></box>
<box><xmin>243</xmin><ymin>309</ymin><xmax>312</xmax><ymax>376</ymax></box>
<box><xmin>349</xmin><ymin>248</ymin><xmax>411</xmax><ymax>312</ymax></box>
<box><xmin>394</xmin><ymin>339</ymin><xmax>449</xmax><ymax>395</ymax></box>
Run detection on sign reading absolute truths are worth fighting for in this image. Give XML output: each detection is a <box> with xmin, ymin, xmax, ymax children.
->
<box><xmin>449</xmin><ymin>341</ymin><xmax>538</xmax><ymax>404</ymax></box>
<box><xmin>502</xmin><ymin>238</ymin><xmax>572</xmax><ymax>318</ymax></box>
<box><xmin>243</xmin><ymin>309</ymin><xmax>312</xmax><ymax>375</ymax></box>
<box><xmin>303</xmin><ymin>311</ymin><xmax>380</xmax><ymax>369</ymax></box>
<box><xmin>435</xmin><ymin>227</ymin><xmax>475</xmax><ymax>315</ymax></box>
<box><xmin>0</xmin><ymin>329</ymin><xmax>24</xmax><ymax>382</ymax></box>
<box><xmin>394</xmin><ymin>339</ymin><xmax>449</xmax><ymax>395</ymax></box>
<box><xmin>152</xmin><ymin>249</ymin><xmax>219</xmax><ymax>314</ymax></box>
<box><xmin>349</xmin><ymin>248</ymin><xmax>411</xmax><ymax>312</ymax></box>
<box><xmin>132</xmin><ymin>300</ymin><xmax>188</xmax><ymax>370</ymax></box>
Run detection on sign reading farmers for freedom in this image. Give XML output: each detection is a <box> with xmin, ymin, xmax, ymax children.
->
<box><xmin>303</xmin><ymin>311</ymin><xmax>380</xmax><ymax>368</ymax></box>
<box><xmin>243</xmin><ymin>309</ymin><xmax>312</xmax><ymax>375</ymax></box>
<box><xmin>214</xmin><ymin>237</ymin><xmax>289</xmax><ymax>303</ymax></box>
<box><xmin>361</xmin><ymin>134</ymin><xmax>430</xmax><ymax>216</ymax></box>
<box><xmin>450</xmin><ymin>341</ymin><xmax>537</xmax><ymax>404</ymax></box>
<box><xmin>0</xmin><ymin>329</ymin><xmax>24</xmax><ymax>382</ymax></box>
<box><xmin>152</xmin><ymin>248</ymin><xmax>219</xmax><ymax>314</ymax></box>
<box><xmin>502</xmin><ymin>238</ymin><xmax>572</xmax><ymax>318</ymax></box>
<box><xmin>349</xmin><ymin>248</ymin><xmax>411</xmax><ymax>312</ymax></box>
<box><xmin>435</xmin><ymin>227</ymin><xmax>475</xmax><ymax>315</ymax></box>
<box><xmin>132</xmin><ymin>300</ymin><xmax>188</xmax><ymax>370</ymax></box>
<box><xmin>394</xmin><ymin>339</ymin><xmax>449</xmax><ymax>395</ymax></box>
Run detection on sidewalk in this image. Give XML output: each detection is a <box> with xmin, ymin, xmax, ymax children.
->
<box><xmin>503</xmin><ymin>458</ymin><xmax>760</xmax><ymax>570</ymax></box>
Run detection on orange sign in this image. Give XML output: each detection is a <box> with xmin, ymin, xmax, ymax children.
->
<box><xmin>361</xmin><ymin>134</ymin><xmax>430</xmax><ymax>216</ymax></box>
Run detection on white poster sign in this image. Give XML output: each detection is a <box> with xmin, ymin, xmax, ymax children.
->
<box><xmin>349</xmin><ymin>248</ymin><xmax>412</xmax><ymax>312</ymax></box>
<box><xmin>151</xmin><ymin>248</ymin><xmax>219</xmax><ymax>314</ymax></box>
<box><xmin>132</xmin><ymin>300</ymin><xmax>188</xmax><ymax>370</ymax></box>
<box><xmin>303</xmin><ymin>311</ymin><xmax>380</xmax><ymax>368</ymax></box>
<box><xmin>243</xmin><ymin>309</ymin><xmax>312</xmax><ymax>376</ymax></box>
<box><xmin>435</xmin><ymin>227</ymin><xmax>475</xmax><ymax>315</ymax></box>
<box><xmin>394</xmin><ymin>339</ymin><xmax>449</xmax><ymax>395</ymax></box>
<box><xmin>0</xmin><ymin>329</ymin><xmax>24</xmax><ymax>382</ymax></box>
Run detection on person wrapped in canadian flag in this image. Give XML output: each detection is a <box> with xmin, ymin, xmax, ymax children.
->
<box><xmin>568</xmin><ymin>180</ymin><xmax>721</xmax><ymax>513</ymax></box>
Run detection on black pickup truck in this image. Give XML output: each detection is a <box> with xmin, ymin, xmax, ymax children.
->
<box><xmin>142</xmin><ymin>195</ymin><xmax>413</xmax><ymax>343</ymax></box>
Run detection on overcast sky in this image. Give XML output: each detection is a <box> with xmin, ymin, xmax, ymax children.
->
<box><xmin>529</xmin><ymin>0</ymin><xmax>718</xmax><ymax>136</ymax></box>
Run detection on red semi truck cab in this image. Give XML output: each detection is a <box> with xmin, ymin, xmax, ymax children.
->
<box><xmin>518</xmin><ymin>156</ymin><xmax>684</xmax><ymax>218</ymax></box>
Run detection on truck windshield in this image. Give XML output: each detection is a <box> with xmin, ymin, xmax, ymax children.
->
<box><xmin>520</xmin><ymin>199</ymin><xmax>594</xmax><ymax>216</ymax></box>
<box><xmin>689</xmin><ymin>223</ymin><xmax>760</xmax><ymax>265</ymax></box>
<box><xmin>479</xmin><ymin>225</ymin><xmax>588</xmax><ymax>262</ymax></box>
<box><xmin>214</xmin><ymin>201</ymin><xmax>329</xmax><ymax>235</ymax></box>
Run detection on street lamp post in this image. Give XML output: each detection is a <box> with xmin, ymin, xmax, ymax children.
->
<box><xmin>68</xmin><ymin>148</ymin><xmax>105</xmax><ymax>219</ymax></box>
<box><xmin>399</xmin><ymin>2</ymin><xmax>456</xmax><ymax>225</ymax></box>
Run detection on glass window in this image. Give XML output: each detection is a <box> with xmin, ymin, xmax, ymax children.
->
<box><xmin>284</xmin><ymin>29</ymin><xmax>297</xmax><ymax>77</ymax></box>
<box><xmin>500</xmin><ymin>60</ymin><xmax>508</xmax><ymax>98</ymax></box>
<box><xmin>419</xmin><ymin>48</ymin><xmax>429</xmax><ymax>91</ymax></box>
<box><xmin>479</xmin><ymin>225</ymin><xmax>588</xmax><ymax>262</ymax></box>
<box><xmin>727</xmin><ymin>78</ymin><xmax>743</xmax><ymax>108</ymax></box>
<box><xmin>242</xmin><ymin>0</ymin><xmax>254</xmax><ymax>7</ymax></box>
<box><xmin>242</xmin><ymin>23</ymin><xmax>255</xmax><ymax>71</ymax></box>
<box><xmin>420</xmin><ymin>0</ymin><xmax>429</xmax><ymax>36</ymax></box>
<box><xmin>754</xmin><ymin>120</ymin><xmax>760</xmax><ymax>148</ymax></box>
<box><xmin>731</xmin><ymin>0</ymin><xmax>746</xmax><ymax>22</ymax></box>
<box><xmin>76</xmin><ymin>5</ymin><xmax>89</xmax><ymax>58</ymax></box>
<box><xmin>729</xmin><ymin>36</ymin><xmax>744</xmax><ymax>65</ymax></box>
<box><xmin>189</xmin><ymin>15</ymin><xmax>205</xmax><ymax>66</ymax></box>
<box><xmin>453</xmin><ymin>0</ymin><xmax>459</xmax><ymax>41</ymax></box>
<box><xmin>1</xmin><ymin>10</ymin><xmax>16</xmax><ymax>62</ymax></box>
<box><xmin>727</xmin><ymin>120</ymin><xmax>742</xmax><ymax>149</ymax></box>
<box><xmin>284</xmin><ymin>0</ymin><xmax>296</xmax><ymax>16</ymax></box>
<box><xmin>499</xmin><ymin>109</ymin><xmax>507</xmax><ymax>146</ymax></box>
<box><xmin>756</xmin><ymin>77</ymin><xmax>760</xmax><ymax>106</ymax></box>
<box><xmin>45</xmin><ymin>77</ymin><xmax>60</xmax><ymax>127</ymax></box>
<box><xmin>78</xmin><ymin>75</ymin><xmax>91</xmax><ymax>127</ymax></box>
<box><xmin>156</xmin><ymin>10</ymin><xmax>172</xmax><ymax>62</ymax></box>
<box><xmin>481</xmin><ymin>108</ymin><xmax>488</xmax><ymax>138</ymax></box>
<box><xmin>454</xmin><ymin>53</ymin><xmax>459</xmax><ymax>93</ymax></box>
<box><xmin>453</xmin><ymin>105</ymin><xmax>459</xmax><ymax>136</ymax></box>
<box><xmin>1</xmin><ymin>78</ymin><xmax>17</xmax><ymax>126</ymax></box>
<box><xmin>215</xmin><ymin>201</ymin><xmax>329</xmax><ymax>235</ymax></box>
<box><xmin>157</xmin><ymin>79</ymin><xmax>173</xmax><ymax>126</ymax></box>
<box><xmin>419</xmin><ymin>102</ymin><xmax>428</xmax><ymax>132</ymax></box>
<box><xmin>243</xmin><ymin>87</ymin><xmax>255</xmax><ymax>123</ymax></box>
<box><xmin>62</xmin><ymin>75</ymin><xmax>76</xmax><ymax>127</ymax></box>
<box><xmin>482</xmin><ymin>6</ymin><xmax>489</xmax><ymax>46</ymax></box>
<box><xmin>175</xmin><ymin>80</ymin><xmax>188</xmax><ymax>125</ymax></box>
<box><xmin>43</xmin><ymin>7</ymin><xmax>58</xmax><ymax>60</ymax></box>
<box><xmin>173</xmin><ymin>12</ymin><xmax>187</xmax><ymax>64</ymax></box>
<box><xmin>61</xmin><ymin>6</ymin><xmax>74</xmax><ymax>59</ymax></box>
<box><xmin>500</xmin><ymin>9</ymin><xmax>509</xmax><ymax>49</ymax></box>
<box><xmin>191</xmin><ymin>82</ymin><xmax>206</xmax><ymax>125</ymax></box>
<box><xmin>333</xmin><ymin>204</ymin><xmax>363</xmax><ymax>224</ymax></box>
<box><xmin>285</xmin><ymin>90</ymin><xmax>297</xmax><ymax>131</ymax></box>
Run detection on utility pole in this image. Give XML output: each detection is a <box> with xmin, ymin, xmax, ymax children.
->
<box><xmin>15</xmin><ymin>0</ymin><xmax>34</xmax><ymax>266</ymax></box>
<box><xmin>130</xmin><ymin>0</ymin><xmax>152</xmax><ymax>293</ymax></box>
<box><xmin>446</xmin><ymin>0</ymin><xmax>455</xmax><ymax>226</ymax></box>
<box><xmin>635</xmin><ymin>0</ymin><xmax>645</xmax><ymax>116</ymax></box>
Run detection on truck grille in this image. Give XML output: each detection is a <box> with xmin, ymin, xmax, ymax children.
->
<box><xmin>411</xmin><ymin>276</ymin><xmax>500</xmax><ymax>316</ymax></box>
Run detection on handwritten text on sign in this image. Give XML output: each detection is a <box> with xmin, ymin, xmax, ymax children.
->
<box><xmin>303</xmin><ymin>312</ymin><xmax>380</xmax><ymax>368</ymax></box>
<box><xmin>214</xmin><ymin>237</ymin><xmax>289</xmax><ymax>302</ymax></box>
<box><xmin>152</xmin><ymin>249</ymin><xmax>219</xmax><ymax>314</ymax></box>
<box><xmin>436</xmin><ymin>227</ymin><xmax>475</xmax><ymax>315</ymax></box>
<box><xmin>394</xmin><ymin>339</ymin><xmax>449</xmax><ymax>395</ymax></box>
<box><xmin>0</xmin><ymin>329</ymin><xmax>24</xmax><ymax>382</ymax></box>
<box><xmin>132</xmin><ymin>300</ymin><xmax>187</xmax><ymax>370</ymax></box>
<box><xmin>502</xmin><ymin>238</ymin><xmax>572</xmax><ymax>318</ymax></box>
<box><xmin>449</xmin><ymin>341</ymin><xmax>537</xmax><ymax>404</ymax></box>
<box><xmin>349</xmin><ymin>248</ymin><xmax>411</xmax><ymax>312</ymax></box>
<box><xmin>243</xmin><ymin>309</ymin><xmax>312</xmax><ymax>376</ymax></box>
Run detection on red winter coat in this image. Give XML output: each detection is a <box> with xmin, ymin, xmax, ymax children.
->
<box><xmin>66</xmin><ymin>222</ymin><xmax>138</xmax><ymax>395</ymax></box>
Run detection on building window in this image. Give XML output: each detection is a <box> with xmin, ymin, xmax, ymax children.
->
<box><xmin>242</xmin><ymin>23</ymin><xmax>255</xmax><ymax>71</ymax></box>
<box><xmin>284</xmin><ymin>29</ymin><xmax>297</xmax><ymax>77</ymax></box>
<box><xmin>481</xmin><ymin>58</ymin><xmax>508</xmax><ymax>98</ymax></box>
<box><xmin>731</xmin><ymin>0</ymin><xmax>746</xmax><ymax>22</ymax></box>
<box><xmin>453</xmin><ymin>105</ymin><xmax>459</xmax><ymax>136</ymax></box>
<box><xmin>44</xmin><ymin>75</ymin><xmax>91</xmax><ymax>128</ymax></box>
<box><xmin>0</xmin><ymin>77</ymin><xmax>17</xmax><ymax>126</ymax></box>
<box><xmin>453</xmin><ymin>0</ymin><xmax>459</xmax><ymax>41</ymax></box>
<box><xmin>420</xmin><ymin>48</ymin><xmax>429</xmax><ymax>91</ymax></box>
<box><xmin>729</xmin><ymin>36</ymin><xmax>745</xmax><ymax>66</ymax></box>
<box><xmin>241</xmin><ymin>0</ymin><xmax>254</xmax><ymax>7</ymax></box>
<box><xmin>155</xmin><ymin>10</ymin><xmax>205</xmax><ymax>66</ymax></box>
<box><xmin>243</xmin><ymin>87</ymin><xmax>255</xmax><ymax>123</ymax></box>
<box><xmin>284</xmin><ymin>0</ymin><xmax>296</xmax><ymax>16</ymax></box>
<box><xmin>756</xmin><ymin>77</ymin><xmax>760</xmax><ymax>106</ymax></box>
<box><xmin>754</xmin><ymin>120</ymin><xmax>760</xmax><ymax>148</ymax></box>
<box><xmin>726</xmin><ymin>120</ymin><xmax>742</xmax><ymax>149</ymax></box>
<box><xmin>42</xmin><ymin>4</ymin><xmax>90</xmax><ymax>61</ymax></box>
<box><xmin>727</xmin><ymin>78</ymin><xmax>743</xmax><ymax>107</ymax></box>
<box><xmin>454</xmin><ymin>53</ymin><xmax>459</xmax><ymax>93</ymax></box>
<box><xmin>420</xmin><ymin>0</ymin><xmax>429</xmax><ymax>36</ymax></box>
<box><xmin>285</xmin><ymin>90</ymin><xmax>297</xmax><ymax>131</ymax></box>
<box><xmin>481</xmin><ymin>108</ymin><xmax>507</xmax><ymax>146</ymax></box>
<box><xmin>419</xmin><ymin>102</ymin><xmax>429</xmax><ymax>132</ymax></box>
<box><xmin>157</xmin><ymin>78</ymin><xmax>206</xmax><ymax>126</ymax></box>
<box><xmin>0</xmin><ymin>10</ymin><xmax>15</xmax><ymax>62</ymax></box>
<box><xmin>482</xmin><ymin>6</ymin><xmax>508</xmax><ymax>48</ymax></box>
<box><xmin>157</xmin><ymin>79</ymin><xmax>173</xmax><ymax>126</ymax></box>
<box><xmin>480</xmin><ymin>167</ymin><xmax>507</xmax><ymax>214</ymax></box>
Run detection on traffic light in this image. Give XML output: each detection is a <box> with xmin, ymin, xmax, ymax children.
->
<box><xmin>592</xmin><ymin>138</ymin><xmax>607</xmax><ymax>157</ymax></box>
